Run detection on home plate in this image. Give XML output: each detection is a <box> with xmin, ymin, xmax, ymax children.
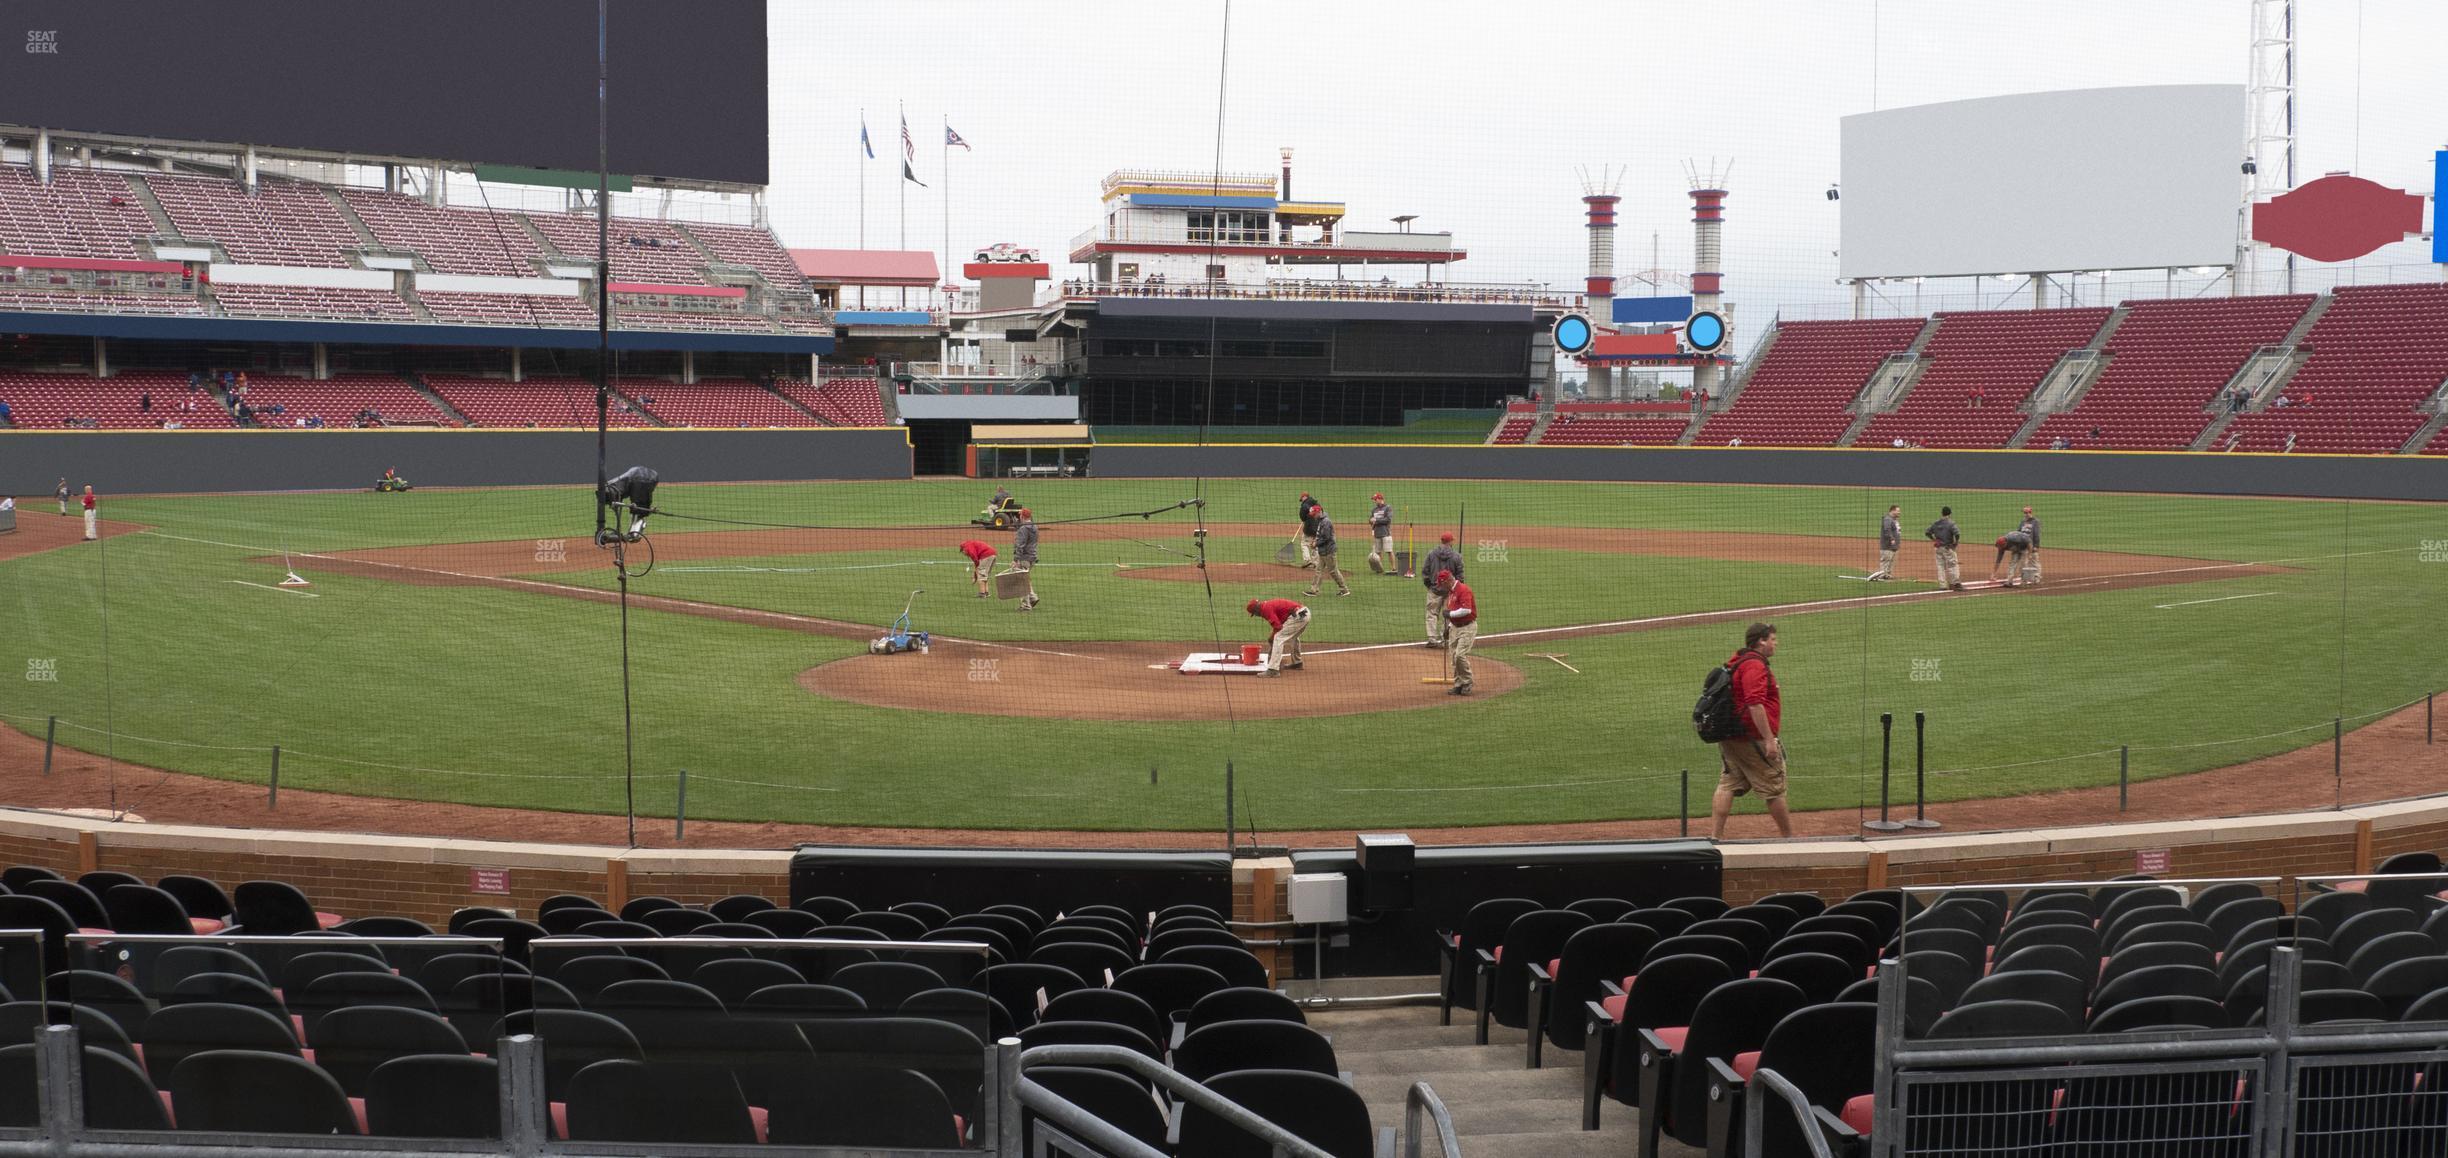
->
<box><xmin>1176</xmin><ymin>653</ymin><xmax>1270</xmax><ymax>676</ymax></box>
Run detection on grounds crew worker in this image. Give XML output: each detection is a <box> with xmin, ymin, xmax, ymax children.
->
<box><xmin>1247</xmin><ymin>596</ymin><xmax>1309</xmax><ymax>675</ymax></box>
<box><xmin>1711</xmin><ymin>621</ymin><xmax>1795</xmax><ymax>839</ymax></box>
<box><xmin>1367</xmin><ymin>493</ymin><xmax>1394</xmax><ymax>573</ymax></box>
<box><xmin>1436</xmin><ymin>569</ymin><xmax>1478</xmax><ymax>696</ymax></box>
<box><xmin>1865</xmin><ymin>504</ymin><xmax>1902</xmax><ymax>581</ymax></box>
<box><xmin>1989</xmin><ymin>531</ymin><xmax>2032</xmax><ymax>586</ymax></box>
<box><xmin>80</xmin><ymin>486</ymin><xmax>96</xmax><ymax>541</ymax></box>
<box><xmin>1011</xmin><ymin>508</ymin><xmax>1041</xmax><ymax>612</ymax></box>
<box><xmin>1924</xmin><ymin>506</ymin><xmax>1964</xmax><ymax>590</ymax></box>
<box><xmin>2017</xmin><ymin>505</ymin><xmax>2042</xmax><ymax>586</ymax></box>
<box><xmin>1296</xmin><ymin>492</ymin><xmax>1321</xmax><ymax>568</ymax></box>
<box><xmin>1304</xmin><ymin>504</ymin><xmax>1352</xmax><ymax>598</ymax></box>
<box><xmin>598</xmin><ymin>465</ymin><xmax>659</xmax><ymax>543</ymax></box>
<box><xmin>957</xmin><ymin>539</ymin><xmax>998</xmax><ymax>597</ymax></box>
<box><xmin>54</xmin><ymin>478</ymin><xmax>69</xmax><ymax>517</ymax></box>
<box><xmin>1419</xmin><ymin>533</ymin><xmax>1465</xmax><ymax>647</ymax></box>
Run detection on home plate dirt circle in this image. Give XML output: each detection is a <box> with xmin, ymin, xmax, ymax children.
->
<box><xmin>796</xmin><ymin>639</ymin><xmax>1523</xmax><ymax>721</ymax></box>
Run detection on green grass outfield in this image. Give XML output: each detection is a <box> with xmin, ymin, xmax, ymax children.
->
<box><xmin>2</xmin><ymin>476</ymin><xmax>2440</xmax><ymax>831</ymax></box>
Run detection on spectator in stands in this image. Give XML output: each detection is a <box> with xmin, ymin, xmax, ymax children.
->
<box><xmin>187</xmin><ymin>371</ymin><xmax>203</xmax><ymax>392</ymax></box>
<box><xmin>2049</xmin><ymin>436</ymin><xmax>2069</xmax><ymax>450</ymax></box>
<box><xmin>138</xmin><ymin>391</ymin><xmax>151</xmax><ymax>413</ymax></box>
<box><xmin>1711</xmin><ymin>621</ymin><xmax>1794</xmax><ymax>839</ymax></box>
<box><xmin>2272</xmin><ymin>393</ymin><xmax>2291</xmax><ymax>409</ymax></box>
<box><xmin>0</xmin><ymin>398</ymin><xmax>11</xmax><ymax>425</ymax></box>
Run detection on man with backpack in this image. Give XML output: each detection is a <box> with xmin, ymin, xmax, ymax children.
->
<box><xmin>1696</xmin><ymin>622</ymin><xmax>1794</xmax><ymax>839</ymax></box>
<box><xmin>1924</xmin><ymin>506</ymin><xmax>1964</xmax><ymax>590</ymax></box>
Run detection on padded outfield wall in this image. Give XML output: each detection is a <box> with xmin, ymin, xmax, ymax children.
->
<box><xmin>0</xmin><ymin>427</ymin><xmax>914</xmax><ymax>494</ymax></box>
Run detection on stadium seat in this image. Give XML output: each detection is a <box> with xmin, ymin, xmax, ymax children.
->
<box><xmin>364</xmin><ymin>1054</ymin><xmax>501</xmax><ymax>1140</ymax></box>
<box><xmin>564</xmin><ymin>1058</ymin><xmax>757</xmax><ymax>1145</ymax></box>
<box><xmin>1180</xmin><ymin>1068</ymin><xmax>1385</xmax><ymax>1158</ymax></box>
<box><xmin>0</xmin><ymin>1042</ymin><xmax>170</xmax><ymax>1130</ymax></box>
<box><xmin>311</xmin><ymin>1006</ymin><xmax>467</xmax><ymax>1096</ymax></box>
<box><xmin>1173</xmin><ymin>1019</ymin><xmax>1339</xmax><ymax>1084</ymax></box>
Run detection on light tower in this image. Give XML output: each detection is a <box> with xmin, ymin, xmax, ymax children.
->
<box><xmin>2238</xmin><ymin>0</ymin><xmax>2296</xmax><ymax>294</ymax></box>
<box><xmin>1579</xmin><ymin>166</ymin><xmax>1622</xmax><ymax>400</ymax></box>
<box><xmin>1686</xmin><ymin>160</ymin><xmax>1731</xmax><ymax>397</ymax></box>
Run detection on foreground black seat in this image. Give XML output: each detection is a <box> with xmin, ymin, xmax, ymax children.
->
<box><xmin>0</xmin><ymin>1042</ymin><xmax>169</xmax><ymax>1129</ymax></box>
<box><xmin>171</xmin><ymin>1049</ymin><xmax>358</xmax><ymax>1135</ymax></box>
<box><xmin>140</xmin><ymin>1002</ymin><xmax>298</xmax><ymax>1085</ymax></box>
<box><xmin>1025</xmin><ymin>1065</ymin><xmax>1170</xmax><ymax>1152</ymax></box>
<box><xmin>313</xmin><ymin>1005</ymin><xmax>467</xmax><ymax>1096</ymax></box>
<box><xmin>365</xmin><ymin>1054</ymin><xmax>499</xmax><ymax>1139</ymax></box>
<box><xmin>1637</xmin><ymin>976</ymin><xmax>1807</xmax><ymax>1158</ymax></box>
<box><xmin>1475</xmin><ymin>908</ymin><xmax>1590</xmax><ymax>1046</ymax></box>
<box><xmin>1437</xmin><ymin>898</ymin><xmax>1538</xmax><ymax>1026</ymax></box>
<box><xmin>1705</xmin><ymin>1002</ymin><xmax>1878</xmax><ymax>1158</ymax></box>
<box><xmin>1188</xmin><ymin>986</ymin><xmax>1305</xmax><ymax>1032</ymax></box>
<box><xmin>1173</xmin><ymin>1018</ymin><xmax>1338</xmax><ymax>1083</ymax></box>
<box><xmin>565</xmin><ymin>1058</ymin><xmax>757</xmax><ymax>1144</ymax></box>
<box><xmin>1533</xmin><ymin>922</ymin><xmax>1658</xmax><ymax>1068</ymax></box>
<box><xmin>1180</xmin><ymin>1068</ymin><xmax>1385</xmax><ymax>1158</ymax></box>
<box><xmin>1042</xmin><ymin>987</ymin><xmax>1166</xmax><ymax>1046</ymax></box>
<box><xmin>769</xmin><ymin>1066</ymin><xmax>964</xmax><ymax>1148</ymax></box>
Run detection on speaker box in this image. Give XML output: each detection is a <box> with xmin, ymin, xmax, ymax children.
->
<box><xmin>1353</xmin><ymin>833</ymin><xmax>1415</xmax><ymax>911</ymax></box>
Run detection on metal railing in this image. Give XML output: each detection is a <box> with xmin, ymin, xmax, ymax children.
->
<box><xmin>1401</xmin><ymin>1082</ymin><xmax>1460</xmax><ymax>1158</ymax></box>
<box><xmin>1744</xmin><ymin>1067</ymin><xmax>1838</xmax><ymax>1158</ymax></box>
<box><xmin>1013</xmin><ymin>1043</ymin><xmax>1375</xmax><ymax>1158</ymax></box>
<box><xmin>1870</xmin><ymin>942</ymin><xmax>2448</xmax><ymax>1158</ymax></box>
<box><xmin>1042</xmin><ymin>278</ymin><xmax>1578</xmax><ymax>308</ymax></box>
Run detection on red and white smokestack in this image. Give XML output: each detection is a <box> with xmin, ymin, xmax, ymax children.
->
<box><xmin>1689</xmin><ymin>186</ymin><xmax>1727</xmax><ymax>394</ymax></box>
<box><xmin>1280</xmin><ymin>147</ymin><xmax>1294</xmax><ymax>202</ymax></box>
<box><xmin>1584</xmin><ymin>194</ymin><xmax>1619</xmax><ymax>398</ymax></box>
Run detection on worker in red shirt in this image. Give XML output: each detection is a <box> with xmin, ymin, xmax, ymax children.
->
<box><xmin>1435</xmin><ymin>570</ymin><xmax>1478</xmax><ymax>695</ymax></box>
<box><xmin>956</xmin><ymin>539</ymin><xmax>997</xmax><ymax>597</ymax></box>
<box><xmin>80</xmin><ymin>485</ymin><xmax>97</xmax><ymax>541</ymax></box>
<box><xmin>1245</xmin><ymin>597</ymin><xmax>1309</xmax><ymax>675</ymax></box>
<box><xmin>1711</xmin><ymin>621</ymin><xmax>1794</xmax><ymax>839</ymax></box>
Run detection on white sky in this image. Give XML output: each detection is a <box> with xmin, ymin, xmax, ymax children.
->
<box><xmin>764</xmin><ymin>0</ymin><xmax>2445</xmax><ymax>326</ymax></box>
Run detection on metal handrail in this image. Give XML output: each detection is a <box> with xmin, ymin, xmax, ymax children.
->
<box><xmin>1741</xmin><ymin>1067</ymin><xmax>1835</xmax><ymax>1158</ymax></box>
<box><xmin>1016</xmin><ymin>1043</ymin><xmax>1337</xmax><ymax>1158</ymax></box>
<box><xmin>1401</xmin><ymin>1082</ymin><xmax>1459</xmax><ymax>1158</ymax></box>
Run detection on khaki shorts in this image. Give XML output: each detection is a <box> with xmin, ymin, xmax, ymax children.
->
<box><xmin>1717</xmin><ymin>738</ymin><xmax>1788</xmax><ymax>799</ymax></box>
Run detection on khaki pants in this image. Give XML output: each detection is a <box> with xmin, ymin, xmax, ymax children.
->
<box><xmin>1299</xmin><ymin>532</ymin><xmax>1318</xmax><ymax>567</ymax></box>
<box><xmin>1307</xmin><ymin>548</ymin><xmax>1349</xmax><ymax>595</ymax></box>
<box><xmin>82</xmin><ymin>509</ymin><xmax>96</xmax><ymax>541</ymax></box>
<box><xmin>972</xmin><ymin>556</ymin><xmax>993</xmax><ymax>592</ymax></box>
<box><xmin>1447</xmin><ymin>621</ymin><xmax>1478</xmax><ymax>691</ymax></box>
<box><xmin>1717</xmin><ymin>737</ymin><xmax>1788</xmax><ymax>799</ymax></box>
<box><xmin>1368</xmin><ymin>534</ymin><xmax>1393</xmax><ymax>572</ymax></box>
<box><xmin>1011</xmin><ymin>559</ymin><xmax>1036</xmax><ymax>608</ymax></box>
<box><xmin>1424</xmin><ymin>589</ymin><xmax>1449</xmax><ymax>644</ymax></box>
<box><xmin>1871</xmin><ymin>547</ymin><xmax>1897</xmax><ymax>579</ymax></box>
<box><xmin>2021</xmin><ymin>547</ymin><xmax>2042</xmax><ymax>585</ymax></box>
<box><xmin>1934</xmin><ymin>545</ymin><xmax>1960</xmax><ymax>587</ymax></box>
<box><xmin>1268</xmin><ymin>608</ymin><xmax>1310</xmax><ymax>671</ymax></box>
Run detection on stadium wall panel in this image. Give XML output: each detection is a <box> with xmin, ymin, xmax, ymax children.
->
<box><xmin>1092</xmin><ymin>445</ymin><xmax>2445</xmax><ymax>502</ymax></box>
<box><xmin>0</xmin><ymin>428</ymin><xmax>911</xmax><ymax>494</ymax></box>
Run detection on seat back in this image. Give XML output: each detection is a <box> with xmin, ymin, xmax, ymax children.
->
<box><xmin>365</xmin><ymin>1054</ymin><xmax>500</xmax><ymax>1139</ymax></box>
<box><xmin>565</xmin><ymin>1058</ymin><xmax>756</xmax><ymax>1144</ymax></box>
<box><xmin>1173</xmin><ymin>1018</ymin><xmax>1337</xmax><ymax>1083</ymax></box>
<box><xmin>312</xmin><ymin>1005</ymin><xmax>466</xmax><ymax>1096</ymax></box>
<box><xmin>1180</xmin><ymin>1068</ymin><xmax>1377</xmax><ymax>1158</ymax></box>
<box><xmin>169</xmin><ymin>1048</ymin><xmax>357</xmax><ymax>1134</ymax></box>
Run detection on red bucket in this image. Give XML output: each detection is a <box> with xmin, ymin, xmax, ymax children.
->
<box><xmin>1240</xmin><ymin>644</ymin><xmax>1263</xmax><ymax>666</ymax></box>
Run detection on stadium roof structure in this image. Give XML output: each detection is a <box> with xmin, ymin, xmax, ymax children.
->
<box><xmin>791</xmin><ymin>249</ymin><xmax>942</xmax><ymax>288</ymax></box>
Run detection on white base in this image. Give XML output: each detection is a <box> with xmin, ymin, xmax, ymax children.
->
<box><xmin>1177</xmin><ymin>653</ymin><xmax>1271</xmax><ymax>675</ymax></box>
<box><xmin>279</xmin><ymin>572</ymin><xmax>312</xmax><ymax>587</ymax></box>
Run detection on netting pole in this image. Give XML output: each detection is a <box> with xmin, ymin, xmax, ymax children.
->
<box><xmin>1678</xmin><ymin>769</ymin><xmax>1689</xmax><ymax>838</ymax></box>
<box><xmin>1864</xmin><ymin>713</ymin><xmax>1901</xmax><ymax>832</ymax></box>
<box><xmin>2429</xmin><ymin>692</ymin><xmax>2435</xmax><ymax>744</ymax></box>
<box><xmin>2118</xmin><ymin>746</ymin><xmax>2129</xmax><ymax>812</ymax></box>
<box><xmin>674</xmin><ymin>768</ymin><xmax>687</xmax><ymax>843</ymax></box>
<box><xmin>2334</xmin><ymin>716</ymin><xmax>2343</xmax><ymax>810</ymax></box>
<box><xmin>1223</xmin><ymin>760</ymin><xmax>1235</xmax><ymax>856</ymax></box>
<box><xmin>267</xmin><ymin>746</ymin><xmax>280</xmax><ymax>810</ymax></box>
<box><xmin>40</xmin><ymin>717</ymin><xmax>54</xmax><ymax>777</ymax></box>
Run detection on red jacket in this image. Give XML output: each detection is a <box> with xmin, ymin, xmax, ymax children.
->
<box><xmin>1252</xmin><ymin>598</ymin><xmax>1305</xmax><ymax>632</ymax></box>
<box><xmin>957</xmin><ymin>540</ymin><xmax>995</xmax><ymax>562</ymax></box>
<box><xmin>1443</xmin><ymin>581</ymin><xmax>1477</xmax><ymax>626</ymax></box>
<box><xmin>80</xmin><ymin>493</ymin><xmax>94</xmax><ymax>511</ymax></box>
<box><xmin>1727</xmin><ymin>649</ymin><xmax>1780</xmax><ymax>738</ymax></box>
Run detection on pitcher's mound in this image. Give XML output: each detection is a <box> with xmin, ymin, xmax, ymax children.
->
<box><xmin>798</xmin><ymin>640</ymin><xmax>1522</xmax><ymax>721</ymax></box>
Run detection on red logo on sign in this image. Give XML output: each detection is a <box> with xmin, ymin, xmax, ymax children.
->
<box><xmin>2251</xmin><ymin>175</ymin><xmax>2425</xmax><ymax>263</ymax></box>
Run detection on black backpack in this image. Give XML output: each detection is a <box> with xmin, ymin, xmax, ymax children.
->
<box><xmin>1693</xmin><ymin>655</ymin><xmax>1759</xmax><ymax>743</ymax></box>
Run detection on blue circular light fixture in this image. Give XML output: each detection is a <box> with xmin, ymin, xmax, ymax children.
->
<box><xmin>1553</xmin><ymin>314</ymin><xmax>1593</xmax><ymax>354</ymax></box>
<box><xmin>1684</xmin><ymin>311</ymin><xmax>1727</xmax><ymax>353</ymax></box>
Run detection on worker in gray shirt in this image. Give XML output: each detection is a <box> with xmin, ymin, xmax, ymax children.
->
<box><xmin>1304</xmin><ymin>504</ymin><xmax>1351</xmax><ymax>597</ymax></box>
<box><xmin>1366</xmin><ymin>492</ymin><xmax>1395</xmax><ymax>574</ymax></box>
<box><xmin>1419</xmin><ymin>532</ymin><xmax>1465</xmax><ymax>646</ymax></box>
<box><xmin>1010</xmin><ymin>507</ymin><xmax>1041</xmax><ymax>612</ymax></box>
<box><xmin>1866</xmin><ymin>504</ymin><xmax>1902</xmax><ymax>581</ymax></box>
<box><xmin>2016</xmin><ymin>505</ymin><xmax>2042</xmax><ymax>586</ymax></box>
<box><xmin>1924</xmin><ymin>506</ymin><xmax>1963</xmax><ymax>590</ymax></box>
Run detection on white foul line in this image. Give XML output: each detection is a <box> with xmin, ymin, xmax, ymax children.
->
<box><xmin>2154</xmin><ymin>592</ymin><xmax>2281</xmax><ymax>610</ymax></box>
<box><xmin>229</xmin><ymin>580</ymin><xmax>319</xmax><ymax>598</ymax></box>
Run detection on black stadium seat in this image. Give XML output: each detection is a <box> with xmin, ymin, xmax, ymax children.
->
<box><xmin>171</xmin><ymin>1049</ymin><xmax>359</xmax><ymax>1135</ymax></box>
<box><xmin>365</xmin><ymin>1055</ymin><xmax>500</xmax><ymax>1140</ymax></box>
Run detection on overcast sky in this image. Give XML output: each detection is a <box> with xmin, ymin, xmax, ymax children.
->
<box><xmin>764</xmin><ymin>0</ymin><xmax>2444</xmax><ymax>327</ymax></box>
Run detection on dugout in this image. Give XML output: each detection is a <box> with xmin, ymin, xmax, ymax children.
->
<box><xmin>966</xmin><ymin>422</ymin><xmax>1094</xmax><ymax>479</ymax></box>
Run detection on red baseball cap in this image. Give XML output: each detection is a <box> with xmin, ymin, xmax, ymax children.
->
<box><xmin>2023</xmin><ymin>506</ymin><xmax>2033</xmax><ymax>514</ymax></box>
<box><xmin>1995</xmin><ymin>536</ymin><xmax>2010</xmax><ymax>549</ymax></box>
<box><xmin>1372</xmin><ymin>492</ymin><xmax>1384</xmax><ymax>501</ymax></box>
<box><xmin>1018</xmin><ymin>507</ymin><xmax>1031</xmax><ymax>519</ymax></box>
<box><xmin>1439</xmin><ymin>533</ymin><xmax>1455</xmax><ymax>544</ymax></box>
<box><xmin>1245</xmin><ymin>599</ymin><xmax>1261</xmax><ymax>614</ymax></box>
<box><xmin>1309</xmin><ymin>504</ymin><xmax>1322</xmax><ymax>516</ymax></box>
<box><xmin>1436</xmin><ymin>569</ymin><xmax>1454</xmax><ymax>585</ymax></box>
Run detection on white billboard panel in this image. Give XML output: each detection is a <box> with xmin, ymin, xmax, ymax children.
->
<box><xmin>1839</xmin><ymin>85</ymin><xmax>2244</xmax><ymax>281</ymax></box>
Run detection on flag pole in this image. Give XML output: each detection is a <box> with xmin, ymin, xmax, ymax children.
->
<box><xmin>858</xmin><ymin>107</ymin><xmax>868</xmax><ymax>309</ymax></box>
<box><xmin>942</xmin><ymin>113</ymin><xmax>950</xmax><ymax>322</ymax></box>
<box><xmin>898</xmin><ymin>100</ymin><xmax>907</xmax><ymax>309</ymax></box>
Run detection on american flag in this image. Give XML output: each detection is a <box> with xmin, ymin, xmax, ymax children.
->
<box><xmin>900</xmin><ymin>112</ymin><xmax>915</xmax><ymax>163</ymax></box>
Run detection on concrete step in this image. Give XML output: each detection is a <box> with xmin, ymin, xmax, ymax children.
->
<box><xmin>1313</xmin><ymin>1003</ymin><xmax>1700</xmax><ymax>1156</ymax></box>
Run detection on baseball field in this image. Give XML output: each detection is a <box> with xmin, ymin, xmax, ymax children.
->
<box><xmin>0</xmin><ymin>474</ymin><xmax>2439</xmax><ymax>836</ymax></box>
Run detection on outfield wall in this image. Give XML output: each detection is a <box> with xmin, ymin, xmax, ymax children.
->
<box><xmin>0</xmin><ymin>801</ymin><xmax>2439</xmax><ymax>981</ymax></box>
<box><xmin>1095</xmin><ymin>445</ymin><xmax>2446</xmax><ymax>502</ymax></box>
<box><xmin>0</xmin><ymin>427</ymin><xmax>912</xmax><ymax>494</ymax></box>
